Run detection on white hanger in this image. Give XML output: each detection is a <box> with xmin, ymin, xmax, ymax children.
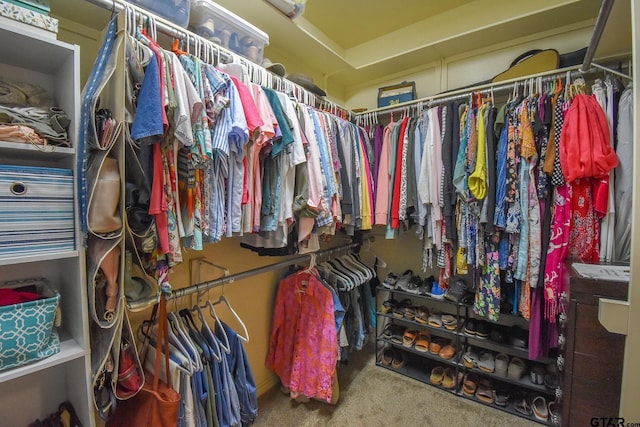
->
<box><xmin>193</xmin><ymin>301</ymin><xmax>225</xmax><ymax>359</ymax></box>
<box><xmin>166</xmin><ymin>313</ymin><xmax>197</xmax><ymax>375</ymax></box>
<box><xmin>344</xmin><ymin>252</ymin><xmax>373</xmax><ymax>282</ymax></box>
<box><xmin>319</xmin><ymin>260</ymin><xmax>351</xmax><ymax>291</ymax></box>
<box><xmin>211</xmin><ymin>295</ymin><xmax>249</xmax><ymax>343</ymax></box>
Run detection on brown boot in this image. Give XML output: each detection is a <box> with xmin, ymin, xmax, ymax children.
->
<box><xmin>100</xmin><ymin>245</ymin><xmax>121</xmax><ymax>322</ymax></box>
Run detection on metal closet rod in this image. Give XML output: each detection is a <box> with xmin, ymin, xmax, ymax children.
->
<box><xmin>127</xmin><ymin>240</ymin><xmax>362</xmax><ymax>309</ymax></box>
<box><xmin>84</xmin><ymin>0</ymin><xmax>351</xmax><ymax>115</ymax></box>
<box><xmin>355</xmin><ymin>64</ymin><xmax>587</xmax><ymax>117</ymax></box>
<box><xmin>580</xmin><ymin>0</ymin><xmax>615</xmax><ymax>73</ymax></box>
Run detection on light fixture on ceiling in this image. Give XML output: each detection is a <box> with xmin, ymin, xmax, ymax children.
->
<box><xmin>263</xmin><ymin>0</ymin><xmax>307</xmax><ymax>19</ymax></box>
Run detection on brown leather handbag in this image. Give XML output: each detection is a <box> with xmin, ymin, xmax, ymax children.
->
<box><xmin>106</xmin><ymin>294</ymin><xmax>180</xmax><ymax>427</ymax></box>
<box><xmin>87</xmin><ymin>156</ymin><xmax>122</xmax><ymax>235</ymax></box>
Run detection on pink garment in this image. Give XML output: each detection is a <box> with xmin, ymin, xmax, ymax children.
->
<box><xmin>249</xmin><ymin>84</ymin><xmax>277</xmax><ymax>231</ymax></box>
<box><xmin>265</xmin><ymin>270</ymin><xmax>337</xmax><ymax>402</ymax></box>
<box><xmin>567</xmin><ymin>179</ymin><xmax>599</xmax><ymax>262</ymax></box>
<box><xmin>374</xmin><ymin>123</ymin><xmax>393</xmax><ymax>225</ymax></box>
<box><xmin>543</xmin><ymin>185</ymin><xmax>571</xmax><ymax>321</ymax></box>
<box><xmin>299</xmin><ymin>107</ymin><xmax>324</xmax><ymax>212</ymax></box>
<box><xmin>230</xmin><ymin>76</ymin><xmax>263</xmax><ymax>133</ymax></box>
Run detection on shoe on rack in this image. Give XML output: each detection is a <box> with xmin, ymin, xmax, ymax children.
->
<box><xmin>430</xmin><ymin>366</ymin><xmax>445</xmax><ymax>385</ymax></box>
<box><xmin>380</xmin><ymin>347</ymin><xmax>394</xmax><ymax>366</ymax></box>
<box><xmin>463</xmin><ymin>346</ymin><xmax>479</xmax><ymax>368</ymax></box>
<box><xmin>463</xmin><ymin>319</ymin><xmax>478</xmax><ymax>336</ymax></box>
<box><xmin>382</xmin><ymin>272</ymin><xmax>399</xmax><ymax>289</ymax></box>
<box><xmin>419</xmin><ymin>275</ymin><xmax>435</xmax><ymax>296</ymax></box>
<box><xmin>509</xmin><ymin>325</ymin><xmax>528</xmax><ymax>348</ymax></box>
<box><xmin>414</xmin><ymin>330</ymin><xmax>431</xmax><ymax>352</ymax></box>
<box><xmin>478</xmin><ymin>351</ymin><xmax>495</xmax><ymax>373</ymax></box>
<box><xmin>392</xmin><ymin>299</ymin><xmax>412</xmax><ymax>318</ymax></box>
<box><xmin>493</xmin><ymin>388</ymin><xmax>510</xmax><ymax>407</ymax></box>
<box><xmin>475</xmin><ymin>320</ymin><xmax>490</xmax><ymax>339</ymax></box>
<box><xmin>548</xmin><ymin>401</ymin><xmax>561</xmax><ymax>425</ymax></box>
<box><xmin>495</xmin><ymin>353</ymin><xmax>509</xmax><ymax>377</ymax></box>
<box><xmin>475</xmin><ymin>379</ymin><xmax>494</xmax><ymax>404</ymax></box>
<box><xmin>441</xmin><ymin>314</ymin><xmax>457</xmax><ymax>331</ymax></box>
<box><xmin>414</xmin><ymin>306</ymin><xmax>430</xmax><ymax>324</ymax></box>
<box><xmin>508</xmin><ymin>357</ymin><xmax>526</xmax><ymax>381</ymax></box>
<box><xmin>402</xmin><ymin>328</ymin><xmax>418</xmax><ymax>347</ymax></box>
<box><xmin>430</xmin><ymin>281</ymin><xmax>445</xmax><ymax>299</ymax></box>
<box><xmin>532</xmin><ymin>396</ymin><xmax>549</xmax><ymax>421</ymax></box>
<box><xmin>444</xmin><ymin>278</ymin><xmax>467</xmax><ymax>303</ymax></box>
<box><xmin>405</xmin><ymin>275</ymin><xmax>423</xmax><ymax>294</ymax></box>
<box><xmin>462</xmin><ymin>372</ymin><xmax>479</xmax><ymax>396</ymax></box>
<box><xmin>439</xmin><ymin>343</ymin><xmax>456</xmax><ymax>360</ymax></box>
<box><xmin>530</xmin><ymin>364</ymin><xmax>546</xmax><ymax>385</ymax></box>
<box><xmin>396</xmin><ymin>270</ymin><xmax>414</xmax><ymax>292</ymax></box>
<box><xmin>460</xmin><ymin>292</ymin><xmax>475</xmax><ymax>306</ymax></box>
<box><xmin>442</xmin><ymin>368</ymin><xmax>458</xmax><ymax>389</ymax></box>
<box><xmin>381</xmin><ymin>298</ymin><xmax>398</xmax><ymax>314</ymax></box>
<box><xmin>391</xmin><ymin>350</ymin><xmax>405</xmax><ymax>369</ymax></box>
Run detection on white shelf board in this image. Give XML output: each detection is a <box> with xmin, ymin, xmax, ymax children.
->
<box><xmin>0</xmin><ymin>335</ymin><xmax>87</xmax><ymax>383</ymax></box>
<box><xmin>0</xmin><ymin>250</ymin><xmax>79</xmax><ymax>266</ymax></box>
<box><xmin>0</xmin><ymin>140</ymin><xmax>75</xmax><ymax>159</ymax></box>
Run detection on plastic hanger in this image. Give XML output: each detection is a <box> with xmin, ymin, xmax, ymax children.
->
<box><xmin>164</xmin><ymin>319</ymin><xmax>197</xmax><ymax>375</ymax></box>
<box><xmin>344</xmin><ymin>252</ymin><xmax>374</xmax><ymax>281</ymax></box>
<box><xmin>332</xmin><ymin>257</ymin><xmax>363</xmax><ymax>286</ymax></box>
<box><xmin>325</xmin><ymin>259</ymin><xmax>355</xmax><ymax>290</ymax></box>
<box><xmin>179</xmin><ymin>308</ymin><xmax>217</xmax><ymax>362</ymax></box>
<box><xmin>192</xmin><ymin>296</ymin><xmax>227</xmax><ymax>358</ymax></box>
<box><xmin>211</xmin><ymin>294</ymin><xmax>249</xmax><ymax>343</ymax></box>
<box><xmin>336</xmin><ymin>255</ymin><xmax>368</xmax><ymax>285</ymax></box>
<box><xmin>168</xmin><ymin>311</ymin><xmax>203</xmax><ymax>372</ymax></box>
<box><xmin>202</xmin><ymin>298</ymin><xmax>231</xmax><ymax>354</ymax></box>
<box><xmin>319</xmin><ymin>260</ymin><xmax>350</xmax><ymax>291</ymax></box>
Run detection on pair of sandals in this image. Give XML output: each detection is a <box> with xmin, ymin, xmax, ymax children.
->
<box><xmin>382</xmin><ymin>324</ymin><xmax>405</xmax><ymax>344</ymax></box>
<box><xmin>426</xmin><ymin>313</ymin><xmax>457</xmax><ymax>330</ymax></box>
<box><xmin>380</xmin><ymin>347</ymin><xmax>405</xmax><ymax>369</ymax></box>
<box><xmin>430</xmin><ymin>366</ymin><xmax>458</xmax><ymax>389</ymax></box>
<box><xmin>462</xmin><ymin>375</ymin><xmax>506</xmax><ymax>406</ymax></box>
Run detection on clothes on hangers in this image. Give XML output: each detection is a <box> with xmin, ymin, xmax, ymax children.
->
<box><xmin>265</xmin><ymin>268</ymin><xmax>338</xmax><ymax>403</ymax></box>
<box><xmin>266</xmin><ymin>251</ymin><xmax>377</xmax><ymax>402</ymax></box>
<box><xmin>366</xmin><ymin>74</ymin><xmax>627</xmax><ymax>359</ymax></box>
<box><xmin>118</xmin><ymin>30</ymin><xmax>376</xmax><ymax>271</ymax></box>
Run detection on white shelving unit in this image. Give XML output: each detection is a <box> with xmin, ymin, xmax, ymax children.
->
<box><xmin>0</xmin><ymin>23</ymin><xmax>93</xmax><ymax>427</ymax></box>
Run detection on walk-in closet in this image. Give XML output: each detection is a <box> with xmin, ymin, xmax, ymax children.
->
<box><xmin>0</xmin><ymin>0</ymin><xmax>638</xmax><ymax>426</ymax></box>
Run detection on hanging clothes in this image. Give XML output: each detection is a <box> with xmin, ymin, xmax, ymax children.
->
<box><xmin>265</xmin><ymin>269</ymin><xmax>338</xmax><ymax>403</ymax></box>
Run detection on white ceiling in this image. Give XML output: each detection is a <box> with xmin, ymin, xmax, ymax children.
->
<box><xmin>205</xmin><ymin>0</ymin><xmax>605</xmax><ymax>90</ymax></box>
<box><xmin>50</xmin><ymin>0</ymin><xmax>629</xmax><ymax>99</ymax></box>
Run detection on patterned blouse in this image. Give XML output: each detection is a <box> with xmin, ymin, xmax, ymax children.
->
<box><xmin>265</xmin><ymin>270</ymin><xmax>338</xmax><ymax>403</ymax></box>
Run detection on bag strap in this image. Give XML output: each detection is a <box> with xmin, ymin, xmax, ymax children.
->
<box><xmin>153</xmin><ymin>293</ymin><xmax>171</xmax><ymax>391</ymax></box>
<box><xmin>509</xmin><ymin>49</ymin><xmax>543</xmax><ymax>68</ymax></box>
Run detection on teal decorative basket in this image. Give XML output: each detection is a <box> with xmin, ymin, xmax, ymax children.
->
<box><xmin>0</xmin><ymin>278</ymin><xmax>60</xmax><ymax>372</ymax></box>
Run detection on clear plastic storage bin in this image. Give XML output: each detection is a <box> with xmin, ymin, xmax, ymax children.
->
<box><xmin>128</xmin><ymin>0</ymin><xmax>191</xmax><ymax>28</ymax></box>
<box><xmin>189</xmin><ymin>0</ymin><xmax>269</xmax><ymax>64</ymax></box>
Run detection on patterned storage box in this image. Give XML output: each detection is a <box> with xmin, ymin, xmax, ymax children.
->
<box><xmin>0</xmin><ymin>0</ymin><xmax>58</xmax><ymax>38</ymax></box>
<box><xmin>0</xmin><ymin>277</ymin><xmax>60</xmax><ymax>371</ymax></box>
<box><xmin>0</xmin><ymin>165</ymin><xmax>75</xmax><ymax>259</ymax></box>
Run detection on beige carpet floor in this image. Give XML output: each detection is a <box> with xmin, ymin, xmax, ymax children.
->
<box><xmin>253</xmin><ymin>340</ymin><xmax>540</xmax><ymax>427</ymax></box>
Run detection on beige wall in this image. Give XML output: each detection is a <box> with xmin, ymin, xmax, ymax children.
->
<box><xmin>126</xmin><ymin>238</ymin><xmax>288</xmax><ymax>396</ymax></box>
<box><xmin>343</xmin><ymin>22</ymin><xmax>594</xmax><ymax>111</ymax></box>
